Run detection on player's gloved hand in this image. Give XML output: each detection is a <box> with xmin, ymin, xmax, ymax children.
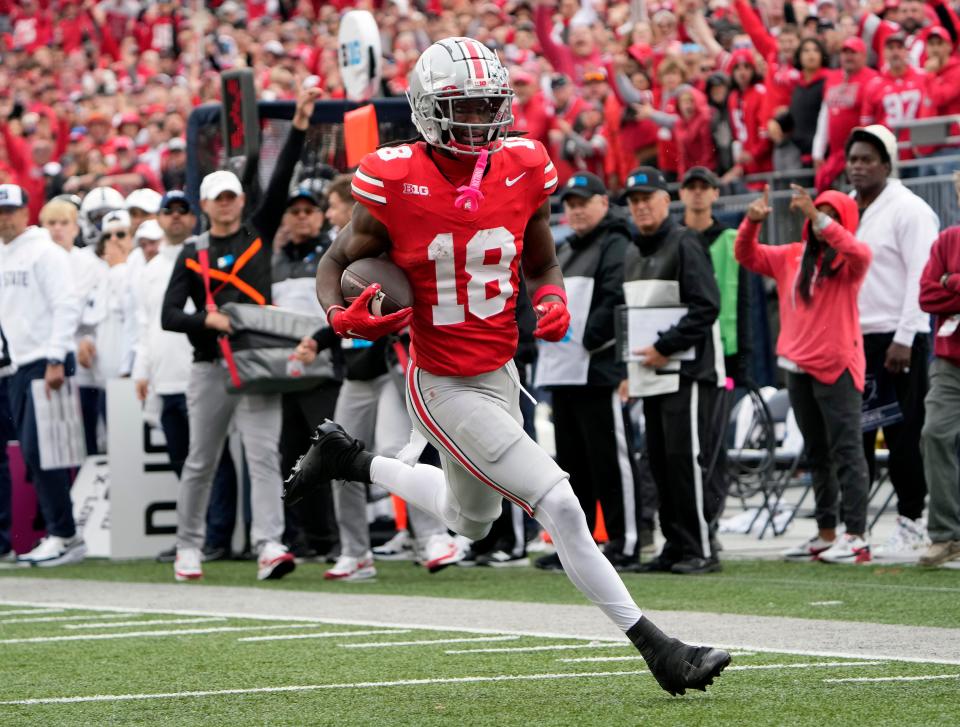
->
<box><xmin>327</xmin><ymin>283</ymin><xmax>412</xmax><ymax>341</ymax></box>
<box><xmin>534</xmin><ymin>301</ymin><xmax>571</xmax><ymax>342</ymax></box>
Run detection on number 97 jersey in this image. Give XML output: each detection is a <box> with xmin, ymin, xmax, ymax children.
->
<box><xmin>351</xmin><ymin>138</ymin><xmax>559</xmax><ymax>377</ymax></box>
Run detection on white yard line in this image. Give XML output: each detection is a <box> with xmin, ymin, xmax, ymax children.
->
<box><xmin>239</xmin><ymin>629</ymin><xmax>411</xmax><ymax>643</ymax></box>
<box><xmin>341</xmin><ymin>635</ymin><xmax>519</xmax><ymax>649</ymax></box>
<box><xmin>64</xmin><ymin>618</ymin><xmax>226</xmax><ymax>630</ymax></box>
<box><xmin>0</xmin><ymin>613</ymin><xmax>136</xmax><ymax>625</ymax></box>
<box><xmin>824</xmin><ymin>674</ymin><xmax>960</xmax><ymax>684</ymax></box>
<box><xmin>809</xmin><ymin>601</ymin><xmax>843</xmax><ymax>606</ymax></box>
<box><xmin>0</xmin><ymin>608</ymin><xmax>65</xmax><ymax>617</ymax></box>
<box><xmin>0</xmin><ymin>623</ymin><xmax>326</xmax><ymax>644</ymax></box>
<box><xmin>559</xmin><ymin>652</ymin><xmax>757</xmax><ymax>663</ymax></box>
<box><xmin>447</xmin><ymin>642</ymin><xmax>626</xmax><ymax>655</ymax></box>
<box><xmin>0</xmin><ymin>670</ymin><xmax>655</xmax><ymax>706</ymax></box>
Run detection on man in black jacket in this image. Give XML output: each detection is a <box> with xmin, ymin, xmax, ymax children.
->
<box><xmin>621</xmin><ymin>167</ymin><xmax>725</xmax><ymax>575</ymax></box>
<box><xmin>534</xmin><ymin>172</ymin><xmax>644</xmax><ymax>572</ymax></box>
<box><xmin>161</xmin><ymin>169</ymin><xmax>295</xmax><ymax>583</ymax></box>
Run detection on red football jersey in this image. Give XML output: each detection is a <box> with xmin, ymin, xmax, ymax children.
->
<box><xmin>861</xmin><ymin>67</ymin><xmax>932</xmax><ymax>159</ymax></box>
<box><xmin>351</xmin><ymin>139</ymin><xmax>559</xmax><ymax>377</ymax></box>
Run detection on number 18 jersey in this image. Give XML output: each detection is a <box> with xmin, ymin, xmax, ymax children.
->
<box><xmin>351</xmin><ymin>139</ymin><xmax>559</xmax><ymax>377</ymax></box>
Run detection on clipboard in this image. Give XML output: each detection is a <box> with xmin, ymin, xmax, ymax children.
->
<box><xmin>615</xmin><ymin>305</ymin><xmax>695</xmax><ymax>363</ymax></box>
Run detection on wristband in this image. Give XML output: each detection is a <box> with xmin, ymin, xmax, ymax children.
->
<box><xmin>326</xmin><ymin>305</ymin><xmax>345</xmax><ymax>327</ymax></box>
<box><xmin>813</xmin><ymin>212</ymin><xmax>833</xmax><ymax>233</ymax></box>
<box><xmin>532</xmin><ymin>284</ymin><xmax>567</xmax><ymax>307</ymax></box>
<box><xmin>942</xmin><ymin>273</ymin><xmax>952</xmax><ymax>289</ymax></box>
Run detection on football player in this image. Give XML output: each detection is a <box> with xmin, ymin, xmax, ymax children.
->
<box><xmin>289</xmin><ymin>37</ymin><xmax>729</xmax><ymax>696</ymax></box>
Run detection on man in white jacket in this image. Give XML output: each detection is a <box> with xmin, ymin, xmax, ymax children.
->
<box><xmin>847</xmin><ymin>125</ymin><xmax>940</xmax><ymax>557</ymax></box>
<box><xmin>0</xmin><ymin>184</ymin><xmax>85</xmax><ymax>566</ymax></box>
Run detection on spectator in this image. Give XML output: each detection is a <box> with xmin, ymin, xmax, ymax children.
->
<box><xmin>918</xmin><ymin>171</ymin><xmax>960</xmax><ymax>568</ymax></box>
<box><xmin>621</xmin><ymin>167</ymin><xmax>725</xmax><ymax>575</ymax></box>
<box><xmin>726</xmin><ymin>49</ymin><xmax>772</xmax><ymax>188</ymax></box>
<box><xmin>769</xmin><ymin>38</ymin><xmax>829</xmax><ymax>172</ymax></box>
<box><xmin>737</xmin><ymin>184</ymin><xmax>873</xmax><ymax>564</ymax></box>
<box><xmin>921</xmin><ymin>27</ymin><xmax>960</xmax><ymax>178</ymax></box>
<box><xmin>133</xmin><ymin>218</ymin><xmax>163</xmax><ymax>265</ymax></box>
<box><xmin>0</xmin><ymin>183</ymin><xmax>83</xmax><ymax>566</ymax></box>
<box><xmin>534</xmin><ymin>1</ymin><xmax>603</xmax><ymax>88</ymax></box>
<box><xmin>847</xmin><ymin>125</ymin><xmax>939</xmax><ymax>555</ymax></box>
<box><xmin>548</xmin><ymin>74</ymin><xmax>592</xmax><ymax>188</ymax></box>
<box><xmin>510</xmin><ymin>70</ymin><xmax>551</xmax><ymax>148</ymax></box>
<box><xmin>534</xmin><ymin>172</ymin><xmax>643</xmax><ymax>572</ymax></box>
<box><xmin>706</xmin><ymin>73</ymin><xmax>736</xmax><ymax>178</ymax></box>
<box><xmin>643</xmin><ymin>85</ymin><xmax>717</xmax><ymax>179</ymax></box>
<box><xmin>161</xmin><ymin>170</ymin><xmax>295</xmax><ymax>583</ymax></box>
<box><xmin>125</xmin><ymin>188</ymin><xmax>163</xmax><ymax>237</ymax></box>
<box><xmin>860</xmin><ymin>33</ymin><xmax>933</xmax><ymax>167</ymax></box>
<box><xmin>813</xmin><ymin>37</ymin><xmax>877</xmax><ymax>192</ymax></box>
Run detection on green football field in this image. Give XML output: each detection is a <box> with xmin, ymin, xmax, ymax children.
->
<box><xmin>1</xmin><ymin>559</ymin><xmax>959</xmax><ymax>726</ymax></box>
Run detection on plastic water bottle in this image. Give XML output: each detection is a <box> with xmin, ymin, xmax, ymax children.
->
<box><xmin>286</xmin><ymin>355</ymin><xmax>305</xmax><ymax>378</ymax></box>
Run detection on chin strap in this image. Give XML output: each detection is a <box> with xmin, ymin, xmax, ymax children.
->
<box><xmin>453</xmin><ymin>147</ymin><xmax>489</xmax><ymax>213</ymax></box>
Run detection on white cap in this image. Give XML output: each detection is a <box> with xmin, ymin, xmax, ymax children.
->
<box><xmin>134</xmin><ymin>219</ymin><xmax>164</xmax><ymax>241</ymax></box>
<box><xmin>264</xmin><ymin>40</ymin><xmax>285</xmax><ymax>56</ymax></box>
<box><xmin>125</xmin><ymin>188</ymin><xmax>162</xmax><ymax>214</ymax></box>
<box><xmin>199</xmin><ymin>170</ymin><xmax>244</xmax><ymax>201</ymax></box>
<box><xmin>0</xmin><ymin>183</ymin><xmax>27</xmax><ymax>209</ymax></box>
<box><xmin>101</xmin><ymin>209</ymin><xmax>131</xmax><ymax>233</ymax></box>
<box><xmin>849</xmin><ymin>124</ymin><xmax>899</xmax><ymax>167</ymax></box>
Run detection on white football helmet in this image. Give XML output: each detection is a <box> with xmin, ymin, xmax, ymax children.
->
<box><xmin>79</xmin><ymin>186</ymin><xmax>125</xmax><ymax>246</ymax></box>
<box><xmin>406</xmin><ymin>37</ymin><xmax>514</xmax><ymax>155</ymax></box>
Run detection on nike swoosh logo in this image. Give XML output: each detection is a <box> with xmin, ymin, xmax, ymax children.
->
<box><xmin>505</xmin><ymin>173</ymin><xmax>526</xmax><ymax>187</ymax></box>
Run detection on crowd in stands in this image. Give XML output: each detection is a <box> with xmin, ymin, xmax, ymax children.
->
<box><xmin>1</xmin><ymin>0</ymin><xmax>960</xmax><ymax>574</ymax></box>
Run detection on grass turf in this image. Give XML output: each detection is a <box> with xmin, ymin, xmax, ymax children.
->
<box><xmin>0</xmin><ymin>607</ymin><xmax>958</xmax><ymax>727</ymax></box>
<box><xmin>2</xmin><ymin>558</ymin><xmax>959</xmax><ymax>628</ymax></box>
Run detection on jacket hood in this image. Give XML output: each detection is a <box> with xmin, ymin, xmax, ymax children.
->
<box><xmin>802</xmin><ymin>190</ymin><xmax>859</xmax><ymax>241</ymax></box>
<box><xmin>8</xmin><ymin>225</ymin><xmax>53</xmax><ymax>247</ymax></box>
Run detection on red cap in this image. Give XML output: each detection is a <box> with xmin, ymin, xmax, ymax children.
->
<box><xmin>928</xmin><ymin>25</ymin><xmax>953</xmax><ymax>43</ymax></box>
<box><xmin>112</xmin><ymin>136</ymin><xmax>134</xmax><ymax>151</ymax></box>
<box><xmin>729</xmin><ymin>48</ymin><xmax>756</xmax><ymax>69</ymax></box>
<box><xmin>842</xmin><ymin>37</ymin><xmax>867</xmax><ymax>53</ymax></box>
<box><xmin>884</xmin><ymin>0</ymin><xmax>900</xmax><ymax>9</ymax></box>
<box><xmin>117</xmin><ymin>111</ymin><xmax>140</xmax><ymax>127</ymax></box>
<box><xmin>87</xmin><ymin>112</ymin><xmax>109</xmax><ymax>125</ymax></box>
<box><xmin>512</xmin><ymin>69</ymin><xmax>536</xmax><ymax>85</ymax></box>
<box><xmin>628</xmin><ymin>43</ymin><xmax>653</xmax><ymax>65</ymax></box>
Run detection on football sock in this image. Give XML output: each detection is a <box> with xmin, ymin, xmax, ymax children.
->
<box><xmin>534</xmin><ymin>481</ymin><xmax>643</xmax><ymax>632</ymax></box>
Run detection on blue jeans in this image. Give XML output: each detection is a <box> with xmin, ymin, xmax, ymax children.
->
<box><xmin>7</xmin><ymin>359</ymin><xmax>76</xmax><ymax>538</ymax></box>
<box><xmin>159</xmin><ymin>393</ymin><xmax>238</xmax><ymax>550</ymax></box>
<box><xmin>0</xmin><ymin>378</ymin><xmax>13</xmax><ymax>553</ymax></box>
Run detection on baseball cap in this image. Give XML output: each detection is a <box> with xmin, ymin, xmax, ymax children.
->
<box><xmin>550</xmin><ymin>74</ymin><xmax>571</xmax><ymax>90</ymax></box>
<box><xmin>168</xmin><ymin>137</ymin><xmax>186</xmax><ymax>151</ymax></box>
<box><xmin>623</xmin><ymin>167</ymin><xmax>669</xmax><ymax>196</ymax></box>
<box><xmin>846</xmin><ymin>124</ymin><xmax>899</xmax><ymax>167</ymax></box>
<box><xmin>263</xmin><ymin>40</ymin><xmax>285</xmax><ymax>56</ymax></box>
<box><xmin>134</xmin><ymin>219</ymin><xmax>164</xmax><ymax>241</ymax></box>
<box><xmin>286</xmin><ymin>187</ymin><xmax>320</xmax><ymax>208</ymax></box>
<box><xmin>841</xmin><ymin>37</ymin><xmax>867</xmax><ymax>54</ymax></box>
<box><xmin>113</xmin><ymin>136</ymin><xmax>135</xmax><ymax>152</ymax></box>
<box><xmin>126</xmin><ymin>188</ymin><xmax>162</xmax><ymax>214</ymax></box>
<box><xmin>884</xmin><ymin>31</ymin><xmax>907</xmax><ymax>46</ymax></box>
<box><xmin>512</xmin><ymin>69</ymin><xmax>536</xmax><ymax>85</ymax></box>
<box><xmin>101</xmin><ymin>209</ymin><xmax>131</xmax><ymax>233</ymax></box>
<box><xmin>0</xmin><ymin>184</ymin><xmax>28</xmax><ymax>209</ymax></box>
<box><xmin>160</xmin><ymin>190</ymin><xmax>194</xmax><ymax>213</ymax></box>
<box><xmin>560</xmin><ymin>173</ymin><xmax>607</xmax><ymax>202</ymax></box>
<box><xmin>927</xmin><ymin>25</ymin><xmax>952</xmax><ymax>43</ymax></box>
<box><xmin>681</xmin><ymin>166</ymin><xmax>720</xmax><ymax>188</ymax></box>
<box><xmin>200</xmin><ymin>170</ymin><xmax>243</xmax><ymax>200</ymax></box>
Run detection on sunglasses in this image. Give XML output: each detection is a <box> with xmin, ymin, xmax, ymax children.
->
<box><xmin>287</xmin><ymin>207</ymin><xmax>317</xmax><ymax>216</ymax></box>
<box><xmin>103</xmin><ymin>230</ymin><xmax>128</xmax><ymax>240</ymax></box>
<box><xmin>583</xmin><ymin>72</ymin><xmax>607</xmax><ymax>82</ymax></box>
<box><xmin>161</xmin><ymin>206</ymin><xmax>191</xmax><ymax>215</ymax></box>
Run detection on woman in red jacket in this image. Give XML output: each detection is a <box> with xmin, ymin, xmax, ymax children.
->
<box><xmin>726</xmin><ymin>49</ymin><xmax>772</xmax><ymax>189</ymax></box>
<box><xmin>736</xmin><ymin>185</ymin><xmax>873</xmax><ymax>565</ymax></box>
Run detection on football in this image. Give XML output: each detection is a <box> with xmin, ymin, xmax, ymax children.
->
<box><xmin>341</xmin><ymin>257</ymin><xmax>414</xmax><ymax>316</ymax></box>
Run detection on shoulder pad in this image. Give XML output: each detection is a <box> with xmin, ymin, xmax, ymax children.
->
<box><xmin>500</xmin><ymin>137</ymin><xmax>551</xmax><ymax>171</ymax></box>
<box><xmin>359</xmin><ymin>144</ymin><xmax>417</xmax><ymax>182</ymax></box>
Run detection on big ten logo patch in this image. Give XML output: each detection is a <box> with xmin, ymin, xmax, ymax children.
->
<box><xmin>402</xmin><ymin>184</ymin><xmax>430</xmax><ymax>196</ymax></box>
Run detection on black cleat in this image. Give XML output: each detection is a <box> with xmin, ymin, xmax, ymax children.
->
<box><xmin>628</xmin><ymin>616</ymin><xmax>731</xmax><ymax>696</ymax></box>
<box><xmin>283</xmin><ymin>420</ymin><xmax>375</xmax><ymax>505</ymax></box>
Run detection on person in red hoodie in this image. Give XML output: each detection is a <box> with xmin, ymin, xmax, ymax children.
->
<box><xmin>736</xmin><ymin>184</ymin><xmax>873</xmax><ymax>565</ymax></box>
<box><xmin>642</xmin><ymin>84</ymin><xmax>716</xmax><ymax>178</ymax></box>
<box><xmin>921</xmin><ymin>27</ymin><xmax>960</xmax><ymax>176</ymax></box>
<box><xmin>726</xmin><ymin>49</ymin><xmax>772</xmax><ymax>189</ymax></box>
<box><xmin>813</xmin><ymin>37</ymin><xmax>878</xmax><ymax>192</ymax></box>
<box><xmin>732</xmin><ymin>0</ymin><xmax>801</xmax><ymax>122</ymax></box>
<box><xmin>917</xmin><ymin>175</ymin><xmax>960</xmax><ymax>567</ymax></box>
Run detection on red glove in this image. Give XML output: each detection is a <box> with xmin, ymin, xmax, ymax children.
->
<box><xmin>327</xmin><ymin>284</ymin><xmax>412</xmax><ymax>340</ymax></box>
<box><xmin>534</xmin><ymin>301</ymin><xmax>571</xmax><ymax>342</ymax></box>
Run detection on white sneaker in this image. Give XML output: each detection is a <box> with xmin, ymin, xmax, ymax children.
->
<box><xmin>372</xmin><ymin>530</ymin><xmax>414</xmax><ymax>560</ymax></box>
<box><xmin>819</xmin><ymin>534</ymin><xmax>872</xmax><ymax>564</ymax></box>
<box><xmin>174</xmin><ymin>548</ymin><xmax>203</xmax><ymax>582</ymax></box>
<box><xmin>879</xmin><ymin>516</ymin><xmax>931</xmax><ymax>556</ymax></box>
<box><xmin>782</xmin><ymin>535</ymin><xmax>834</xmax><ymax>562</ymax></box>
<box><xmin>422</xmin><ymin>533</ymin><xmax>463</xmax><ymax>573</ymax></box>
<box><xmin>256</xmin><ymin>542</ymin><xmax>296</xmax><ymax>581</ymax></box>
<box><xmin>485</xmin><ymin>550</ymin><xmax>530</xmax><ymax>568</ymax></box>
<box><xmin>324</xmin><ymin>553</ymin><xmax>376</xmax><ymax>582</ymax></box>
<box><xmin>17</xmin><ymin>535</ymin><xmax>87</xmax><ymax>567</ymax></box>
